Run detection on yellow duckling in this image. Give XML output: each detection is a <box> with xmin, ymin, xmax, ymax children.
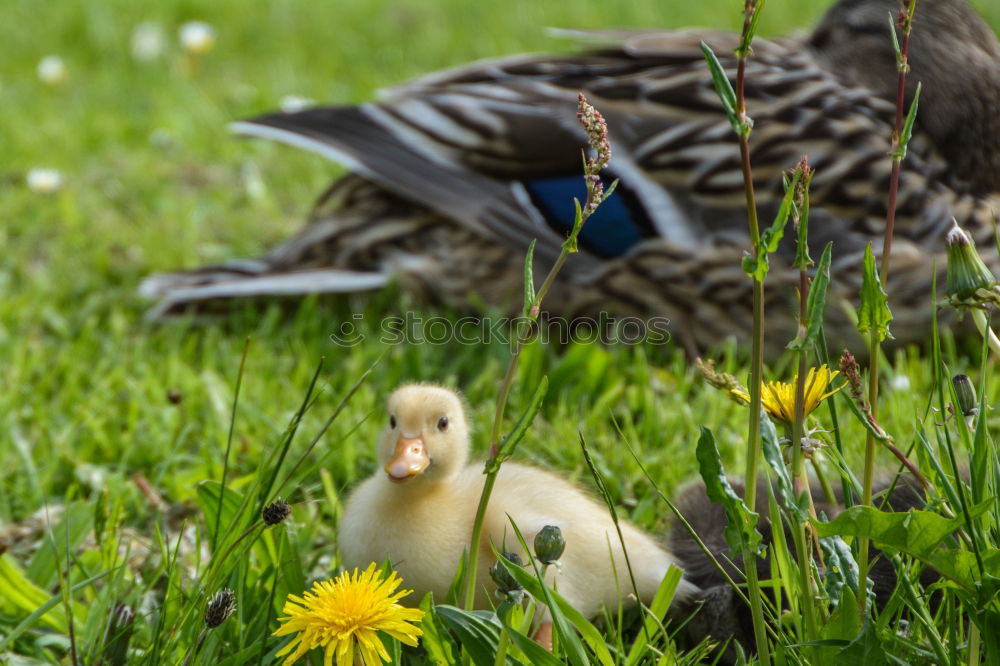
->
<box><xmin>338</xmin><ymin>383</ymin><xmax>698</xmax><ymax>631</ymax></box>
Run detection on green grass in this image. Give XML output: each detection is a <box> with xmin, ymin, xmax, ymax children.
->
<box><xmin>2</xmin><ymin>0</ymin><xmax>1000</xmax><ymax>663</ymax></box>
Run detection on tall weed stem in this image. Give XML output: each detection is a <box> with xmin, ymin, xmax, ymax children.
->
<box><xmin>463</xmin><ymin>94</ymin><xmax>615</xmax><ymax>610</ymax></box>
<box><xmin>859</xmin><ymin>0</ymin><xmax>917</xmax><ymax>619</ymax></box>
<box><xmin>734</xmin><ymin>1</ymin><xmax>772</xmax><ymax>660</ymax></box>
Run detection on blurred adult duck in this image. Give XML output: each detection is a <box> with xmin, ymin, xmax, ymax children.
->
<box><xmin>141</xmin><ymin>0</ymin><xmax>1000</xmax><ymax>354</ymax></box>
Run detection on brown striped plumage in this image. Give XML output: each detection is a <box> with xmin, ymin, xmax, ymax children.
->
<box><xmin>141</xmin><ymin>0</ymin><xmax>1000</xmax><ymax>355</ymax></box>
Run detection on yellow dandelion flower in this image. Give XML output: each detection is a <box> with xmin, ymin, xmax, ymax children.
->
<box><xmin>273</xmin><ymin>563</ymin><xmax>424</xmax><ymax>666</ymax></box>
<box><xmin>730</xmin><ymin>364</ymin><xmax>841</xmax><ymax>425</ymax></box>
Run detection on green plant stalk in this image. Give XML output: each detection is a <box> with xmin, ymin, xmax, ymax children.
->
<box><xmin>463</xmin><ymin>171</ymin><xmax>606</xmax><ymax>610</ymax></box>
<box><xmin>859</xmin><ymin>0</ymin><xmax>916</xmax><ymax>620</ymax></box>
<box><xmin>56</xmin><ymin>520</ymin><xmax>79</xmax><ymax>666</ymax></box>
<box><xmin>493</xmin><ymin>624</ymin><xmax>512</xmax><ymax>666</ymax></box>
<box><xmin>811</xmin><ymin>455</ymin><xmax>837</xmax><ymax>506</ymax></box>
<box><xmin>462</xmin><ymin>251</ymin><xmax>567</xmax><ymax>611</ymax></box>
<box><xmin>969</xmin><ymin>623</ymin><xmax>981</xmax><ymax>665</ymax></box>
<box><xmin>214</xmin><ymin>337</ymin><xmax>250</xmax><ymax>552</ymax></box>
<box><xmin>734</xmin><ymin>2</ymin><xmax>771</xmax><ymax>659</ymax></box>
<box><xmin>256</xmin><ymin>535</ymin><xmax>285</xmax><ymax>666</ymax></box>
<box><xmin>790</xmin><ymin>272</ymin><xmax>819</xmax><ymax>655</ymax></box>
<box><xmin>857</xmin><ymin>328</ymin><xmax>879</xmax><ymax>618</ymax></box>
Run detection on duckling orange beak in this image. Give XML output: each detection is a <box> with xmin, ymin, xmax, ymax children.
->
<box><xmin>385</xmin><ymin>436</ymin><xmax>430</xmax><ymax>482</ymax></box>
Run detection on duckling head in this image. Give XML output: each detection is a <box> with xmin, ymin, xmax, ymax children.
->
<box><xmin>378</xmin><ymin>384</ymin><xmax>470</xmax><ymax>484</ymax></box>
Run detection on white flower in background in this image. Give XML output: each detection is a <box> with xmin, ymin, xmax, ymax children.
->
<box><xmin>179</xmin><ymin>21</ymin><xmax>216</xmax><ymax>55</ymax></box>
<box><xmin>131</xmin><ymin>22</ymin><xmax>166</xmax><ymax>62</ymax></box>
<box><xmin>891</xmin><ymin>374</ymin><xmax>911</xmax><ymax>392</ymax></box>
<box><xmin>26</xmin><ymin>168</ymin><xmax>64</xmax><ymax>194</ymax></box>
<box><xmin>37</xmin><ymin>55</ymin><xmax>67</xmax><ymax>85</ymax></box>
<box><xmin>279</xmin><ymin>95</ymin><xmax>315</xmax><ymax>113</ymax></box>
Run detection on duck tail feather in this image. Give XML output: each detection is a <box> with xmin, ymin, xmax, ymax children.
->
<box><xmin>140</xmin><ymin>267</ymin><xmax>389</xmax><ymax>319</ymax></box>
<box><xmin>231</xmin><ymin>106</ymin><xmax>570</xmax><ymax>266</ymax></box>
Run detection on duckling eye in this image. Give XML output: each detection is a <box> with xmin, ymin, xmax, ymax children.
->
<box><xmin>437</xmin><ymin>416</ymin><xmax>449</xmax><ymax>431</ymax></box>
<box><xmin>390</xmin><ymin>415</ymin><xmax>397</xmax><ymax>429</ymax></box>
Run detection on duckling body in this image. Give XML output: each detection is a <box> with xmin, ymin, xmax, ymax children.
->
<box><xmin>142</xmin><ymin>0</ymin><xmax>1000</xmax><ymax>353</ymax></box>
<box><xmin>338</xmin><ymin>384</ymin><xmax>696</xmax><ymax>617</ymax></box>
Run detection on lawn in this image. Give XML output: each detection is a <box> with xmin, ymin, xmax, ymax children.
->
<box><xmin>2</xmin><ymin>0</ymin><xmax>999</xmax><ymax>663</ymax></box>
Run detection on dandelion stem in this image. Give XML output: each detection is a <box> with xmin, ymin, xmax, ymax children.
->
<box><xmin>970</xmin><ymin>309</ymin><xmax>1000</xmax><ymax>356</ymax></box>
<box><xmin>791</xmin><ymin>269</ymin><xmax>819</xmax><ymax>656</ymax></box>
<box><xmin>859</xmin><ymin>328</ymin><xmax>880</xmax><ymax>617</ymax></box>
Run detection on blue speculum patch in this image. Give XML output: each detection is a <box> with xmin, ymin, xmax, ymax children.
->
<box><xmin>523</xmin><ymin>174</ymin><xmax>650</xmax><ymax>258</ymax></box>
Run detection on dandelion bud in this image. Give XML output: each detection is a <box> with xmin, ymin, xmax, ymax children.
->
<box><xmin>489</xmin><ymin>552</ymin><xmax>524</xmax><ymax>595</ymax></box>
<box><xmin>204</xmin><ymin>588</ymin><xmax>236</xmax><ymax>628</ymax></box>
<box><xmin>262</xmin><ymin>499</ymin><xmax>291</xmax><ymax>526</ymax></box>
<box><xmin>533</xmin><ymin>525</ymin><xmax>565</xmax><ymax>565</ymax></box>
<box><xmin>945</xmin><ymin>220</ymin><xmax>1000</xmax><ymax>306</ymax></box>
<box><xmin>952</xmin><ymin>374</ymin><xmax>978</xmax><ymax>417</ymax></box>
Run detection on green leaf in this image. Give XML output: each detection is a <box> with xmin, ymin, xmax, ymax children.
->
<box><xmin>696</xmin><ymin>426</ymin><xmax>763</xmax><ymax>555</ymax></box>
<box><xmin>0</xmin><ymin>557</ymin><xmax>111</xmax><ymax>649</ymax></box>
<box><xmin>434</xmin><ymin>605</ymin><xmax>503</xmax><ymax>666</ymax></box>
<box><xmin>522</xmin><ymin>239</ymin><xmax>537</xmax><ymax>317</ymax></box>
<box><xmin>419</xmin><ymin>594</ymin><xmax>457</xmax><ymax>665</ymax></box>
<box><xmin>743</xmin><ymin>168</ymin><xmax>801</xmax><ymax>280</ymax></box>
<box><xmin>819</xmin><ymin>534</ymin><xmax>860</xmax><ymax>601</ymax></box>
<box><xmin>197</xmin><ymin>480</ymin><xmax>246</xmax><ymax>552</ymax></box>
<box><xmin>813</xmin><ymin>502</ymin><xmax>1000</xmax><ymax>590</ymax></box>
<box><xmin>893</xmin><ymin>82</ymin><xmax>921</xmax><ymax>160</ymax></box>
<box><xmin>792</xmin><ymin>169</ymin><xmax>814</xmax><ymax>270</ymax></box>
<box><xmin>813</xmin><ymin>505</ymin><xmax>980</xmax><ymax>560</ymax></box>
<box><xmin>835</xmin><ymin>621</ymin><xmax>889</xmax><ymax>664</ymax></box>
<box><xmin>923</xmin><ymin>549</ymin><xmax>1000</xmax><ymax>594</ymax></box>
<box><xmin>700</xmin><ymin>41</ymin><xmax>741</xmax><ymax>135</ymax></box>
<box><xmin>563</xmin><ymin>199</ymin><xmax>584</xmax><ymax>253</ymax></box>
<box><xmin>487</xmin><ymin>376</ymin><xmax>549</xmax><ymax>472</ymax></box>
<box><xmin>822</xmin><ymin>584</ymin><xmax>860</xmax><ymax>641</ymax></box>
<box><xmin>888</xmin><ymin>11</ymin><xmax>902</xmax><ymax>64</ymax></box>
<box><xmin>788</xmin><ymin>242</ymin><xmax>833</xmax><ymax>351</ymax></box>
<box><xmin>857</xmin><ymin>243</ymin><xmax>893</xmax><ymax>342</ymax></box>
<box><xmin>602</xmin><ymin>178</ymin><xmax>620</xmax><ymax>202</ymax></box>
<box><xmin>0</xmin><ymin>554</ymin><xmax>70</xmax><ymax>632</ymax></box>
<box><xmin>497</xmin><ymin>608</ymin><xmax>563</xmax><ymax>666</ymax></box>
<box><xmin>737</xmin><ymin>0</ymin><xmax>766</xmax><ymax>57</ymax></box>
<box><xmin>760</xmin><ymin>412</ymin><xmax>808</xmax><ymax>522</ymax></box>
